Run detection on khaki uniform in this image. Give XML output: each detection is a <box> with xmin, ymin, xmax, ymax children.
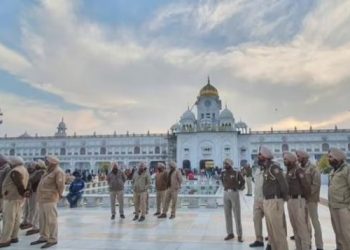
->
<box><xmin>132</xmin><ymin>171</ymin><xmax>150</xmax><ymax>217</ymax></box>
<box><xmin>243</xmin><ymin>166</ymin><xmax>253</xmax><ymax>195</ymax></box>
<box><xmin>286</xmin><ymin>166</ymin><xmax>311</xmax><ymax>250</ymax></box>
<box><xmin>0</xmin><ymin>163</ymin><xmax>11</xmax><ymax>213</ymax></box>
<box><xmin>107</xmin><ymin>170</ymin><xmax>126</xmax><ymax>216</ymax></box>
<box><xmin>0</xmin><ymin>165</ymin><xmax>29</xmax><ymax>243</ymax></box>
<box><xmin>303</xmin><ymin>161</ymin><xmax>323</xmax><ymax>249</ymax></box>
<box><xmin>263</xmin><ymin>162</ymin><xmax>289</xmax><ymax>250</ymax></box>
<box><xmin>328</xmin><ymin>162</ymin><xmax>350</xmax><ymax>250</ymax></box>
<box><xmin>155</xmin><ymin>171</ymin><xmax>167</xmax><ymax>213</ymax></box>
<box><xmin>37</xmin><ymin>166</ymin><xmax>65</xmax><ymax>243</ymax></box>
<box><xmin>163</xmin><ymin>169</ymin><xmax>182</xmax><ymax>216</ymax></box>
<box><xmin>253</xmin><ymin>167</ymin><xmax>265</xmax><ymax>242</ymax></box>
<box><xmin>222</xmin><ymin>168</ymin><xmax>245</xmax><ymax>237</ymax></box>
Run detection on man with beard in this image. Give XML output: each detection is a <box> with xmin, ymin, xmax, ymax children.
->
<box><xmin>132</xmin><ymin>163</ymin><xmax>150</xmax><ymax>222</ymax></box>
<box><xmin>0</xmin><ymin>156</ymin><xmax>29</xmax><ymax>248</ymax></box>
<box><xmin>221</xmin><ymin>158</ymin><xmax>245</xmax><ymax>243</ymax></box>
<box><xmin>107</xmin><ymin>163</ymin><xmax>126</xmax><ymax>219</ymax></box>
<box><xmin>284</xmin><ymin>152</ymin><xmax>311</xmax><ymax>250</ymax></box>
<box><xmin>154</xmin><ymin>163</ymin><xmax>167</xmax><ymax>216</ymax></box>
<box><xmin>328</xmin><ymin>148</ymin><xmax>350</xmax><ymax>250</ymax></box>
<box><xmin>158</xmin><ymin>161</ymin><xmax>182</xmax><ymax>219</ymax></box>
<box><xmin>296</xmin><ymin>150</ymin><xmax>323</xmax><ymax>250</ymax></box>
<box><xmin>30</xmin><ymin>156</ymin><xmax>65</xmax><ymax>249</ymax></box>
<box><xmin>259</xmin><ymin>146</ymin><xmax>288</xmax><ymax>250</ymax></box>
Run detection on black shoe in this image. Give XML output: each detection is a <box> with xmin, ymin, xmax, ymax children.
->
<box><xmin>265</xmin><ymin>237</ymin><xmax>268</xmax><ymax>241</ymax></box>
<box><xmin>111</xmin><ymin>214</ymin><xmax>115</xmax><ymax>220</ymax></box>
<box><xmin>138</xmin><ymin>216</ymin><xmax>145</xmax><ymax>222</ymax></box>
<box><xmin>26</xmin><ymin>229</ymin><xmax>40</xmax><ymax>236</ymax></box>
<box><xmin>290</xmin><ymin>235</ymin><xmax>295</xmax><ymax>240</ymax></box>
<box><xmin>238</xmin><ymin>236</ymin><xmax>243</xmax><ymax>242</ymax></box>
<box><xmin>249</xmin><ymin>241</ymin><xmax>264</xmax><ymax>247</ymax></box>
<box><xmin>158</xmin><ymin>213</ymin><xmax>166</xmax><ymax>218</ymax></box>
<box><xmin>41</xmin><ymin>242</ymin><xmax>57</xmax><ymax>248</ymax></box>
<box><xmin>316</xmin><ymin>249</ymin><xmax>323</xmax><ymax>250</ymax></box>
<box><xmin>120</xmin><ymin>214</ymin><xmax>125</xmax><ymax>219</ymax></box>
<box><xmin>0</xmin><ymin>242</ymin><xmax>10</xmax><ymax>248</ymax></box>
<box><xmin>31</xmin><ymin>239</ymin><xmax>47</xmax><ymax>245</ymax></box>
<box><xmin>265</xmin><ymin>244</ymin><xmax>271</xmax><ymax>250</ymax></box>
<box><xmin>153</xmin><ymin>212</ymin><xmax>160</xmax><ymax>216</ymax></box>
<box><xmin>224</xmin><ymin>234</ymin><xmax>234</xmax><ymax>240</ymax></box>
<box><xmin>10</xmin><ymin>238</ymin><xmax>18</xmax><ymax>243</ymax></box>
<box><xmin>245</xmin><ymin>194</ymin><xmax>252</xmax><ymax>196</ymax></box>
<box><xmin>169</xmin><ymin>215</ymin><xmax>175</xmax><ymax>219</ymax></box>
<box><xmin>132</xmin><ymin>215</ymin><xmax>139</xmax><ymax>221</ymax></box>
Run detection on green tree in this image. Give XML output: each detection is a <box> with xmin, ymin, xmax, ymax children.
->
<box><xmin>317</xmin><ymin>154</ymin><xmax>332</xmax><ymax>174</ymax></box>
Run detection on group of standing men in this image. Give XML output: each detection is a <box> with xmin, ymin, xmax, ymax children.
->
<box><xmin>222</xmin><ymin>145</ymin><xmax>350</xmax><ymax>250</ymax></box>
<box><xmin>107</xmin><ymin>161</ymin><xmax>183</xmax><ymax>222</ymax></box>
<box><xmin>0</xmin><ymin>154</ymin><xmax>65</xmax><ymax>249</ymax></box>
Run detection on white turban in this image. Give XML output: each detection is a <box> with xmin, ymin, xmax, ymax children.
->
<box><xmin>8</xmin><ymin>156</ymin><xmax>24</xmax><ymax>166</ymax></box>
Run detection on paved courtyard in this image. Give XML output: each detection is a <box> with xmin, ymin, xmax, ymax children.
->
<box><xmin>9</xmin><ymin>189</ymin><xmax>336</xmax><ymax>250</ymax></box>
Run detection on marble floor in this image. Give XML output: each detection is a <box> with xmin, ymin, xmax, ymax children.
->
<box><xmin>9</xmin><ymin>191</ymin><xmax>336</xmax><ymax>250</ymax></box>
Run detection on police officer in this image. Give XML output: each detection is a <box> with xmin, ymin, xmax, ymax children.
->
<box><xmin>284</xmin><ymin>151</ymin><xmax>311</xmax><ymax>250</ymax></box>
<box><xmin>0</xmin><ymin>156</ymin><xmax>29</xmax><ymax>248</ymax></box>
<box><xmin>0</xmin><ymin>155</ymin><xmax>11</xmax><ymax>214</ymax></box>
<box><xmin>259</xmin><ymin>146</ymin><xmax>288</xmax><ymax>250</ymax></box>
<box><xmin>249</xmin><ymin>162</ymin><xmax>266</xmax><ymax>248</ymax></box>
<box><xmin>328</xmin><ymin>148</ymin><xmax>350</xmax><ymax>250</ymax></box>
<box><xmin>296</xmin><ymin>150</ymin><xmax>323</xmax><ymax>250</ymax></box>
<box><xmin>221</xmin><ymin>158</ymin><xmax>245</xmax><ymax>242</ymax></box>
<box><xmin>242</xmin><ymin>164</ymin><xmax>253</xmax><ymax>196</ymax></box>
<box><xmin>30</xmin><ymin>155</ymin><xmax>65</xmax><ymax>248</ymax></box>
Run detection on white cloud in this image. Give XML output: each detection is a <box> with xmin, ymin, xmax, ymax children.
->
<box><xmin>0</xmin><ymin>44</ymin><xmax>31</xmax><ymax>75</ymax></box>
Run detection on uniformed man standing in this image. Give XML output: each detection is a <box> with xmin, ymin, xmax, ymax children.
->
<box><xmin>249</xmin><ymin>162</ymin><xmax>265</xmax><ymax>247</ymax></box>
<box><xmin>0</xmin><ymin>156</ymin><xmax>29</xmax><ymax>248</ymax></box>
<box><xmin>284</xmin><ymin>152</ymin><xmax>311</xmax><ymax>250</ymax></box>
<box><xmin>153</xmin><ymin>163</ymin><xmax>167</xmax><ymax>216</ymax></box>
<box><xmin>296</xmin><ymin>150</ymin><xmax>323</xmax><ymax>250</ymax></box>
<box><xmin>132</xmin><ymin>163</ymin><xmax>150</xmax><ymax>222</ymax></box>
<box><xmin>328</xmin><ymin>148</ymin><xmax>350</xmax><ymax>250</ymax></box>
<box><xmin>242</xmin><ymin>164</ymin><xmax>253</xmax><ymax>196</ymax></box>
<box><xmin>158</xmin><ymin>161</ymin><xmax>182</xmax><ymax>219</ymax></box>
<box><xmin>26</xmin><ymin>160</ymin><xmax>47</xmax><ymax>236</ymax></box>
<box><xmin>20</xmin><ymin>162</ymin><xmax>36</xmax><ymax>230</ymax></box>
<box><xmin>259</xmin><ymin>146</ymin><xmax>289</xmax><ymax>250</ymax></box>
<box><xmin>0</xmin><ymin>155</ymin><xmax>11</xmax><ymax>214</ymax></box>
<box><xmin>221</xmin><ymin>158</ymin><xmax>245</xmax><ymax>242</ymax></box>
<box><xmin>30</xmin><ymin>156</ymin><xmax>65</xmax><ymax>248</ymax></box>
<box><xmin>107</xmin><ymin>163</ymin><xmax>126</xmax><ymax>220</ymax></box>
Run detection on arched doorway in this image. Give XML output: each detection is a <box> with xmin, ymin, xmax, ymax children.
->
<box><xmin>183</xmin><ymin>160</ymin><xmax>191</xmax><ymax>170</ymax></box>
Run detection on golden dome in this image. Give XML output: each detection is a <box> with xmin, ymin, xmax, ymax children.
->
<box><xmin>199</xmin><ymin>77</ymin><xmax>219</xmax><ymax>97</ymax></box>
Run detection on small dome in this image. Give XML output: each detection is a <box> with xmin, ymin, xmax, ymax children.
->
<box><xmin>180</xmin><ymin>109</ymin><xmax>195</xmax><ymax>121</ymax></box>
<box><xmin>19</xmin><ymin>131</ymin><xmax>31</xmax><ymax>138</ymax></box>
<box><xmin>236</xmin><ymin>121</ymin><xmax>248</xmax><ymax>128</ymax></box>
<box><xmin>199</xmin><ymin>77</ymin><xmax>218</xmax><ymax>97</ymax></box>
<box><xmin>58</xmin><ymin>118</ymin><xmax>66</xmax><ymax>129</ymax></box>
<box><xmin>219</xmin><ymin>107</ymin><xmax>234</xmax><ymax>120</ymax></box>
<box><xmin>171</xmin><ymin>123</ymin><xmax>181</xmax><ymax>131</ymax></box>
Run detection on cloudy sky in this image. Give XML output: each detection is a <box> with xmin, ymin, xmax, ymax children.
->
<box><xmin>0</xmin><ymin>0</ymin><xmax>350</xmax><ymax>137</ymax></box>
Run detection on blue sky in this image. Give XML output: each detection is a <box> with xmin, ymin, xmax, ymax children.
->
<box><xmin>0</xmin><ymin>0</ymin><xmax>350</xmax><ymax>136</ymax></box>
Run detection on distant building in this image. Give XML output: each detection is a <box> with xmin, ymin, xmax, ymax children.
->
<box><xmin>0</xmin><ymin>79</ymin><xmax>349</xmax><ymax>171</ymax></box>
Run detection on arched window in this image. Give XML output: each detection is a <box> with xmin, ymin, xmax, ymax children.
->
<box><xmin>80</xmin><ymin>147</ymin><xmax>86</xmax><ymax>155</ymax></box>
<box><xmin>348</xmin><ymin>143</ymin><xmax>350</xmax><ymax>151</ymax></box>
<box><xmin>322</xmin><ymin>143</ymin><xmax>329</xmax><ymax>152</ymax></box>
<box><xmin>40</xmin><ymin>148</ymin><xmax>47</xmax><ymax>156</ymax></box>
<box><xmin>100</xmin><ymin>147</ymin><xmax>106</xmax><ymax>155</ymax></box>
<box><xmin>60</xmin><ymin>148</ymin><xmax>66</xmax><ymax>156</ymax></box>
<box><xmin>155</xmin><ymin>146</ymin><xmax>160</xmax><ymax>154</ymax></box>
<box><xmin>282</xmin><ymin>144</ymin><xmax>289</xmax><ymax>152</ymax></box>
<box><xmin>134</xmin><ymin>146</ymin><xmax>140</xmax><ymax>154</ymax></box>
<box><xmin>9</xmin><ymin>148</ymin><xmax>15</xmax><ymax>156</ymax></box>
